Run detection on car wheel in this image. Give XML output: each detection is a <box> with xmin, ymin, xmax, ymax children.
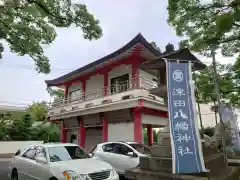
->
<box><xmin>11</xmin><ymin>169</ymin><xmax>18</xmax><ymax>180</ymax></box>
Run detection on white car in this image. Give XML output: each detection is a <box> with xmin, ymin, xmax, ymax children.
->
<box><xmin>8</xmin><ymin>143</ymin><xmax>119</xmax><ymax>180</ymax></box>
<box><xmin>90</xmin><ymin>141</ymin><xmax>150</xmax><ymax>175</ymax></box>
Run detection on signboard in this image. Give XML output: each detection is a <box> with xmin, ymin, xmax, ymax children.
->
<box><xmin>166</xmin><ymin>60</ymin><xmax>206</xmax><ymax>174</ymax></box>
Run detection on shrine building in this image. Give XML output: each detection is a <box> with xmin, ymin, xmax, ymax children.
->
<box><xmin>45</xmin><ymin>34</ymin><xmax>205</xmax><ymax>150</ymax></box>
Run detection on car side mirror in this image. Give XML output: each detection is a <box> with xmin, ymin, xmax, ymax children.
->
<box><xmin>127</xmin><ymin>152</ymin><xmax>135</xmax><ymax>157</ymax></box>
<box><xmin>35</xmin><ymin>156</ymin><xmax>47</xmax><ymax>164</ymax></box>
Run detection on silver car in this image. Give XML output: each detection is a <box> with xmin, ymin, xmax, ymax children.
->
<box><xmin>8</xmin><ymin>143</ymin><xmax>119</xmax><ymax>180</ymax></box>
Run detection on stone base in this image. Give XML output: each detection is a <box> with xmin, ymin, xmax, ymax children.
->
<box><xmin>126</xmin><ymin>166</ymin><xmax>240</xmax><ymax>180</ymax></box>
<box><xmin>140</xmin><ymin>154</ymin><xmax>226</xmax><ymax>175</ymax></box>
<box><xmin>150</xmin><ymin>145</ymin><xmax>172</xmax><ymax>157</ymax></box>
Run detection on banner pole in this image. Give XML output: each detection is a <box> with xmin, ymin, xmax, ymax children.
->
<box><xmin>211</xmin><ymin>45</ymin><xmax>227</xmax><ymax>163</ymax></box>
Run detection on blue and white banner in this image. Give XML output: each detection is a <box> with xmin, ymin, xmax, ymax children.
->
<box><xmin>166</xmin><ymin>60</ymin><xmax>207</xmax><ymax>174</ymax></box>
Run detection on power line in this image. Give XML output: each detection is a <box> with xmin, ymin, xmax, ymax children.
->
<box><xmin>0</xmin><ymin>64</ymin><xmax>75</xmax><ymax>72</ymax></box>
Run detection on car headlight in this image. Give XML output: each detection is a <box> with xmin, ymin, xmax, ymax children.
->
<box><xmin>63</xmin><ymin>170</ymin><xmax>82</xmax><ymax>180</ymax></box>
<box><xmin>110</xmin><ymin>169</ymin><xmax>117</xmax><ymax>177</ymax></box>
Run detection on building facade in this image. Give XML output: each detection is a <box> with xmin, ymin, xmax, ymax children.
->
<box><xmin>46</xmin><ymin>34</ymin><xmax>205</xmax><ymax>150</ymax></box>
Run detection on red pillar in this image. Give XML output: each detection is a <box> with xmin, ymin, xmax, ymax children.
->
<box><xmin>147</xmin><ymin>124</ymin><xmax>153</xmax><ymax>146</ymax></box>
<box><xmin>78</xmin><ymin>116</ymin><xmax>85</xmax><ymax>148</ymax></box>
<box><xmin>100</xmin><ymin>113</ymin><xmax>108</xmax><ymax>142</ymax></box>
<box><xmin>131</xmin><ymin>45</ymin><xmax>142</xmax><ymax>88</ymax></box>
<box><xmin>65</xmin><ymin>85</ymin><xmax>69</xmax><ymax>99</ymax></box>
<box><xmin>60</xmin><ymin>121</ymin><xmax>67</xmax><ymax>143</ymax></box>
<box><xmin>132</xmin><ymin>108</ymin><xmax>143</xmax><ymax>143</ymax></box>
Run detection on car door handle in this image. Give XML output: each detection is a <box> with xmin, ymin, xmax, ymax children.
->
<box><xmin>29</xmin><ymin>164</ymin><xmax>33</xmax><ymax>168</ymax></box>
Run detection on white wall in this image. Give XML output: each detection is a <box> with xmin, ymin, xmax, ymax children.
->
<box><xmin>86</xmin><ymin>74</ymin><xmax>104</xmax><ymax>100</ymax></box>
<box><xmin>142</xmin><ymin>114</ymin><xmax>168</xmax><ymax>126</ymax></box>
<box><xmin>139</xmin><ymin>69</ymin><xmax>157</xmax><ymax>81</ymax></box>
<box><xmin>0</xmin><ymin>141</ymin><xmax>43</xmax><ymax>157</ymax></box>
<box><xmin>108</xmin><ymin>122</ymin><xmax>134</xmax><ymax>141</ymax></box>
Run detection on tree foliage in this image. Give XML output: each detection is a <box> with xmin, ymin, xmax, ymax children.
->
<box><xmin>143</xmin><ymin>128</ymin><xmax>158</xmax><ymax>145</ymax></box>
<box><xmin>0</xmin><ymin>103</ymin><xmax>60</xmax><ymax>142</ymax></box>
<box><xmin>168</xmin><ymin>0</ymin><xmax>240</xmax><ymax>107</ymax></box>
<box><xmin>0</xmin><ymin>0</ymin><xmax>102</xmax><ymax>73</ymax></box>
<box><xmin>194</xmin><ymin>62</ymin><xmax>239</xmax><ymax>107</ymax></box>
<box><xmin>48</xmin><ymin>88</ymin><xmax>65</xmax><ymax>103</ymax></box>
<box><xmin>168</xmin><ymin>0</ymin><xmax>240</xmax><ymax>57</ymax></box>
<box><xmin>27</xmin><ymin>101</ymin><xmax>48</xmax><ymax>121</ymax></box>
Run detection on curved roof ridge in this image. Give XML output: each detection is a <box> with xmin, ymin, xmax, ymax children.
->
<box><xmin>45</xmin><ymin>33</ymin><xmax>161</xmax><ymax>87</ymax></box>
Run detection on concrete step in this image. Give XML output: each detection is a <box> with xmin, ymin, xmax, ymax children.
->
<box><xmin>149</xmin><ymin>157</ymin><xmax>172</xmax><ymax>173</ymax></box>
<box><xmin>204</xmin><ymin>154</ymin><xmax>227</xmax><ymax>177</ymax></box>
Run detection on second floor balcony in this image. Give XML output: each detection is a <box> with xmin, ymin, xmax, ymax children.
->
<box><xmin>48</xmin><ymin>77</ymin><xmax>167</xmax><ymax>118</ymax></box>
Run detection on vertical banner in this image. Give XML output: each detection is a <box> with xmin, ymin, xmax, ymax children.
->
<box><xmin>166</xmin><ymin>60</ymin><xmax>207</xmax><ymax>174</ymax></box>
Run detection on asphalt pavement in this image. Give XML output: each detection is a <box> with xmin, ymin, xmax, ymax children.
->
<box><xmin>0</xmin><ymin>159</ymin><xmax>10</xmax><ymax>180</ymax></box>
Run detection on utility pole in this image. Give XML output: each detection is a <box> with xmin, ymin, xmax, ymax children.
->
<box><xmin>211</xmin><ymin>45</ymin><xmax>227</xmax><ymax>163</ymax></box>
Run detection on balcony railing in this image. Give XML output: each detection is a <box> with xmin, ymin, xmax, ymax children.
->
<box><xmin>49</xmin><ymin>77</ymin><xmax>161</xmax><ymax>109</ymax></box>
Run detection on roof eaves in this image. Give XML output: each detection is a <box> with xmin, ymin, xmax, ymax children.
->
<box><xmin>45</xmin><ymin>33</ymin><xmax>162</xmax><ymax>87</ymax></box>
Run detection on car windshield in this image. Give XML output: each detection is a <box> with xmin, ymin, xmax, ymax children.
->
<box><xmin>129</xmin><ymin>143</ymin><xmax>150</xmax><ymax>154</ymax></box>
<box><xmin>48</xmin><ymin>146</ymin><xmax>90</xmax><ymax>162</ymax></box>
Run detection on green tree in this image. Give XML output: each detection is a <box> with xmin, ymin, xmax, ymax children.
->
<box><xmin>0</xmin><ymin>0</ymin><xmax>102</xmax><ymax>73</ymax></box>
<box><xmin>27</xmin><ymin>101</ymin><xmax>47</xmax><ymax>121</ymax></box>
<box><xmin>7</xmin><ymin>114</ymin><xmax>33</xmax><ymax>140</ymax></box>
<box><xmin>31</xmin><ymin>121</ymin><xmax>60</xmax><ymax>142</ymax></box>
<box><xmin>48</xmin><ymin>88</ymin><xmax>65</xmax><ymax>103</ymax></box>
<box><xmin>194</xmin><ymin>62</ymin><xmax>238</xmax><ymax>106</ymax></box>
<box><xmin>167</xmin><ymin>0</ymin><xmax>240</xmax><ymax>93</ymax></box>
<box><xmin>143</xmin><ymin>129</ymin><xmax>158</xmax><ymax>145</ymax></box>
<box><xmin>168</xmin><ymin>0</ymin><xmax>240</xmax><ymax>56</ymax></box>
<box><xmin>194</xmin><ymin>62</ymin><xmax>239</xmax><ymax>125</ymax></box>
<box><xmin>167</xmin><ymin>0</ymin><xmax>240</xmax><ymax>106</ymax></box>
<box><xmin>0</xmin><ymin>118</ymin><xmax>11</xmax><ymax>140</ymax></box>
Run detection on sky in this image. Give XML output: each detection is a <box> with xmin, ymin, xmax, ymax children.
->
<box><xmin>0</xmin><ymin>0</ymin><xmax>237</xmax><ymax>108</ymax></box>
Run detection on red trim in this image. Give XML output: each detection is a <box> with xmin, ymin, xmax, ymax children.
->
<box><xmin>78</xmin><ymin>117</ymin><xmax>85</xmax><ymax>148</ymax></box>
<box><xmin>64</xmin><ymin>85</ymin><xmax>69</xmax><ymax>99</ymax></box>
<box><xmin>103</xmin><ymin>72</ymin><xmax>108</xmax><ymax>96</ymax></box>
<box><xmin>59</xmin><ymin>46</ymin><xmax>144</xmax><ymax>87</ymax></box>
<box><xmin>132</xmin><ymin>108</ymin><xmax>143</xmax><ymax>143</ymax></box>
<box><xmin>147</xmin><ymin>124</ymin><xmax>153</xmax><ymax>146</ymax></box>
<box><xmin>100</xmin><ymin>113</ymin><xmax>108</xmax><ymax>142</ymax></box>
<box><xmin>141</xmin><ymin>107</ymin><xmax>168</xmax><ymax>118</ymax></box>
<box><xmin>60</xmin><ymin>121</ymin><xmax>67</xmax><ymax>143</ymax></box>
